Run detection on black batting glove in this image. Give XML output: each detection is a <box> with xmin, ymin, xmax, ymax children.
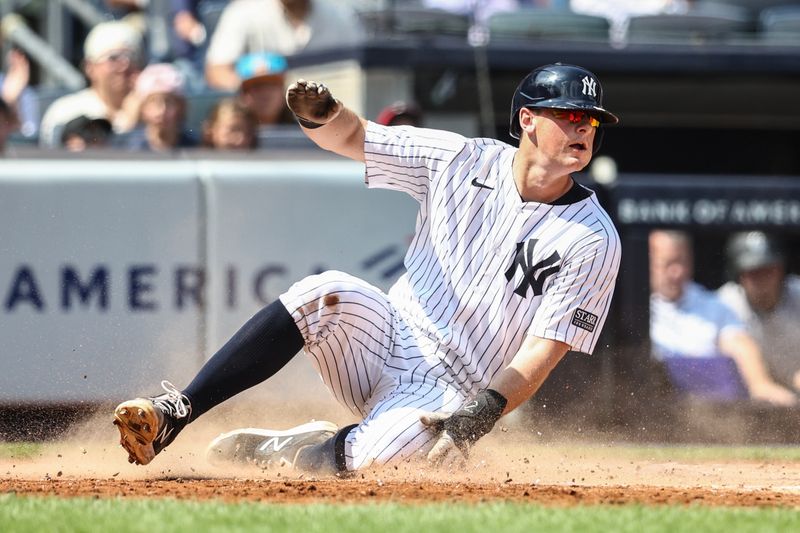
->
<box><xmin>419</xmin><ymin>389</ymin><xmax>508</xmax><ymax>466</ymax></box>
<box><xmin>285</xmin><ymin>79</ymin><xmax>342</xmax><ymax>128</ymax></box>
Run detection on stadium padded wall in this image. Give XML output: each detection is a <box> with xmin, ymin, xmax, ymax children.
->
<box><xmin>0</xmin><ymin>159</ymin><xmax>418</xmax><ymax>404</ymax></box>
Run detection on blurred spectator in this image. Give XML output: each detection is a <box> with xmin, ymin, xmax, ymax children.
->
<box><xmin>101</xmin><ymin>0</ymin><xmax>147</xmax><ymax>16</ymax></box>
<box><xmin>1</xmin><ymin>49</ymin><xmax>38</xmax><ymax>139</ymax></box>
<box><xmin>422</xmin><ymin>0</ymin><xmax>520</xmax><ymax>24</ymax></box>
<box><xmin>570</xmin><ymin>0</ymin><xmax>690</xmax><ymax>42</ymax></box>
<box><xmin>236</xmin><ymin>52</ymin><xmax>293</xmax><ymax>126</ymax></box>
<box><xmin>718</xmin><ymin>232</ymin><xmax>800</xmax><ymax>392</ymax></box>
<box><xmin>649</xmin><ymin>229</ymin><xmax>796</xmax><ymax>406</ymax></box>
<box><xmin>170</xmin><ymin>0</ymin><xmax>209</xmax><ymax>67</ymax></box>
<box><xmin>98</xmin><ymin>0</ymin><xmax>149</xmax><ymax>31</ymax></box>
<box><xmin>376</xmin><ymin>101</ymin><xmax>423</xmax><ymax>127</ymax></box>
<box><xmin>117</xmin><ymin>63</ymin><xmax>197</xmax><ymax>151</ymax></box>
<box><xmin>82</xmin><ymin>0</ymin><xmax>152</xmax><ymax>55</ymax></box>
<box><xmin>39</xmin><ymin>21</ymin><xmax>144</xmax><ymax>148</ymax></box>
<box><xmin>0</xmin><ymin>99</ymin><xmax>17</xmax><ymax>154</ymax></box>
<box><xmin>205</xmin><ymin>0</ymin><xmax>364</xmax><ymax>90</ymax></box>
<box><xmin>201</xmin><ymin>97</ymin><xmax>258</xmax><ymax>150</ymax></box>
<box><xmin>94</xmin><ymin>0</ymin><xmax>195</xmax><ymax>65</ymax></box>
<box><xmin>61</xmin><ymin>116</ymin><xmax>113</xmax><ymax>152</ymax></box>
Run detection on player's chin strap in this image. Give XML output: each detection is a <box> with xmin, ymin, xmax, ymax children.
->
<box><xmin>295</xmin><ymin>423</ymin><xmax>358</xmax><ymax>476</ymax></box>
<box><xmin>593</xmin><ymin>128</ymin><xmax>605</xmax><ymax>154</ymax></box>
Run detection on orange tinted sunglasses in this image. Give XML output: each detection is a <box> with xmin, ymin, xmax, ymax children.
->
<box><xmin>549</xmin><ymin>109</ymin><xmax>600</xmax><ymax>128</ymax></box>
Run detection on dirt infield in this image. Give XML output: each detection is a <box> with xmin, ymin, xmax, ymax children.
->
<box><xmin>2</xmin><ymin>477</ymin><xmax>800</xmax><ymax>507</ymax></box>
<box><xmin>2</xmin><ymin>411</ymin><xmax>800</xmax><ymax>508</ymax></box>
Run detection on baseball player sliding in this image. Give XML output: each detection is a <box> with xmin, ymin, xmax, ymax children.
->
<box><xmin>114</xmin><ymin>64</ymin><xmax>621</xmax><ymax>473</ymax></box>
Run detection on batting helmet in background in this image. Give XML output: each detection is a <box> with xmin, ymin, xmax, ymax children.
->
<box><xmin>509</xmin><ymin>63</ymin><xmax>619</xmax><ymax>151</ymax></box>
<box><xmin>726</xmin><ymin>231</ymin><xmax>785</xmax><ymax>278</ymax></box>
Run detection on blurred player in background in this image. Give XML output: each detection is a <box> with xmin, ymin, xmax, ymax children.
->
<box><xmin>718</xmin><ymin>231</ymin><xmax>800</xmax><ymax>392</ymax></box>
<box><xmin>114</xmin><ymin>64</ymin><xmax>621</xmax><ymax>474</ymax></box>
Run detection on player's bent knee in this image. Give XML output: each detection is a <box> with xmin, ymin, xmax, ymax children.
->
<box><xmin>347</xmin><ymin>420</ymin><xmax>435</xmax><ymax>470</ymax></box>
<box><xmin>281</xmin><ymin>270</ymin><xmax>387</xmax><ymax>345</ymax></box>
<box><xmin>287</xmin><ymin>271</ymin><xmax>383</xmax><ymax>312</ymax></box>
<box><xmin>290</xmin><ymin>270</ymin><xmax>370</xmax><ymax>301</ymax></box>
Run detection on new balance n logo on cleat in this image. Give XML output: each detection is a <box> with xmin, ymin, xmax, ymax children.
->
<box><xmin>257</xmin><ymin>436</ymin><xmax>294</xmax><ymax>453</ymax></box>
<box><xmin>155</xmin><ymin>425</ymin><xmax>175</xmax><ymax>446</ymax></box>
<box><xmin>206</xmin><ymin>421</ymin><xmax>338</xmax><ymax>469</ymax></box>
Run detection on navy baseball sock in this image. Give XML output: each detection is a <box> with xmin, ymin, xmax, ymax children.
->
<box><xmin>295</xmin><ymin>424</ymin><xmax>358</xmax><ymax>475</ymax></box>
<box><xmin>182</xmin><ymin>300</ymin><xmax>304</xmax><ymax>422</ymax></box>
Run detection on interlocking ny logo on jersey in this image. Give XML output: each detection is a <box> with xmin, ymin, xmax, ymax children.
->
<box><xmin>581</xmin><ymin>76</ymin><xmax>597</xmax><ymax>97</ymax></box>
<box><xmin>504</xmin><ymin>239</ymin><xmax>561</xmax><ymax>298</ymax></box>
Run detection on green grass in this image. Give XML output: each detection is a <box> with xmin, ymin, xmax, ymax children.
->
<box><xmin>555</xmin><ymin>444</ymin><xmax>800</xmax><ymax>461</ymax></box>
<box><xmin>0</xmin><ymin>495</ymin><xmax>798</xmax><ymax>533</ymax></box>
<box><xmin>0</xmin><ymin>443</ymin><xmax>41</xmax><ymax>460</ymax></box>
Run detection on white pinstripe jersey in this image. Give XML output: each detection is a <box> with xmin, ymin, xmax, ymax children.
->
<box><xmin>364</xmin><ymin>122</ymin><xmax>621</xmax><ymax>393</ymax></box>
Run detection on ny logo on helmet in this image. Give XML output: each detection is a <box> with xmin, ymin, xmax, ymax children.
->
<box><xmin>581</xmin><ymin>76</ymin><xmax>597</xmax><ymax>97</ymax></box>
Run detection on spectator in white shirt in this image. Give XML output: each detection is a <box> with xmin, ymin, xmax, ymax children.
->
<box><xmin>649</xmin><ymin>229</ymin><xmax>795</xmax><ymax>406</ymax></box>
<box><xmin>204</xmin><ymin>0</ymin><xmax>363</xmax><ymax>91</ymax></box>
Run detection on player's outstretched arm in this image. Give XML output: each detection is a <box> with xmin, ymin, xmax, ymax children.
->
<box><xmin>490</xmin><ymin>336</ymin><xmax>571</xmax><ymax>414</ymax></box>
<box><xmin>286</xmin><ymin>79</ymin><xmax>368</xmax><ymax>162</ymax></box>
<box><xmin>419</xmin><ymin>336</ymin><xmax>570</xmax><ymax>467</ymax></box>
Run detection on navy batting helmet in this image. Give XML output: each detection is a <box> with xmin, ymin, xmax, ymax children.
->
<box><xmin>509</xmin><ymin>64</ymin><xmax>619</xmax><ymax>141</ymax></box>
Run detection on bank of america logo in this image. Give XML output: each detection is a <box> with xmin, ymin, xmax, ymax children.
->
<box><xmin>504</xmin><ymin>239</ymin><xmax>561</xmax><ymax>298</ymax></box>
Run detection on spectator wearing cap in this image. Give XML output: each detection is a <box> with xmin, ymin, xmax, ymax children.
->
<box><xmin>376</xmin><ymin>101</ymin><xmax>423</xmax><ymax>127</ymax></box>
<box><xmin>718</xmin><ymin>232</ymin><xmax>800</xmax><ymax>392</ymax></box>
<box><xmin>202</xmin><ymin>97</ymin><xmax>258</xmax><ymax>150</ymax></box>
<box><xmin>204</xmin><ymin>0</ymin><xmax>363</xmax><ymax>91</ymax></box>
<box><xmin>61</xmin><ymin>116</ymin><xmax>113</xmax><ymax>152</ymax></box>
<box><xmin>118</xmin><ymin>63</ymin><xmax>197</xmax><ymax>151</ymax></box>
<box><xmin>39</xmin><ymin>20</ymin><xmax>144</xmax><ymax>147</ymax></box>
<box><xmin>236</xmin><ymin>52</ymin><xmax>293</xmax><ymax>126</ymax></box>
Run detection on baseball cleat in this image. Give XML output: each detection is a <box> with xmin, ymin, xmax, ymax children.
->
<box><xmin>113</xmin><ymin>381</ymin><xmax>191</xmax><ymax>465</ymax></box>
<box><xmin>206</xmin><ymin>421</ymin><xmax>338</xmax><ymax>469</ymax></box>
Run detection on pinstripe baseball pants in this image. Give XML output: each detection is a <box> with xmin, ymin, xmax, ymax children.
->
<box><xmin>280</xmin><ymin>270</ymin><xmax>467</xmax><ymax>471</ymax></box>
